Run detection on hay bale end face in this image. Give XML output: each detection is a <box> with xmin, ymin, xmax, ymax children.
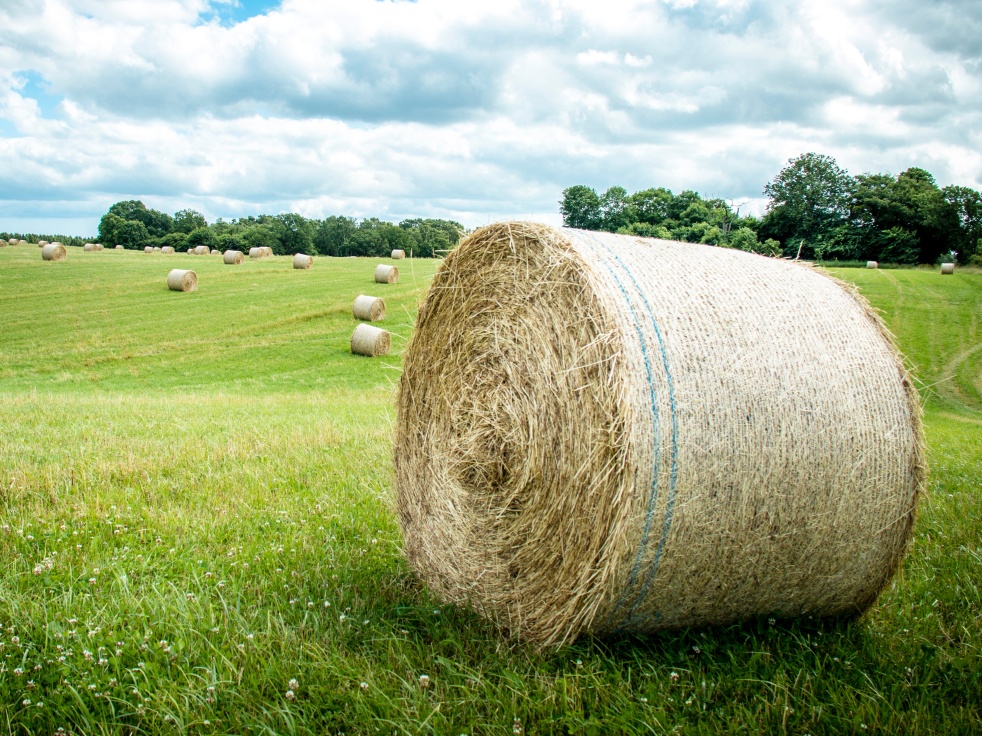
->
<box><xmin>941</xmin><ymin>263</ymin><xmax>955</xmax><ymax>274</ymax></box>
<box><xmin>249</xmin><ymin>247</ymin><xmax>262</xmax><ymax>259</ymax></box>
<box><xmin>391</xmin><ymin>249</ymin><xmax>406</xmax><ymax>259</ymax></box>
<box><xmin>293</xmin><ymin>253</ymin><xmax>313</xmax><ymax>269</ymax></box>
<box><xmin>223</xmin><ymin>250</ymin><xmax>244</xmax><ymax>265</ymax></box>
<box><xmin>374</xmin><ymin>264</ymin><xmax>399</xmax><ymax>284</ymax></box>
<box><xmin>166</xmin><ymin>269</ymin><xmax>198</xmax><ymax>292</ymax></box>
<box><xmin>351</xmin><ymin>323</ymin><xmax>390</xmax><ymax>356</ymax></box>
<box><xmin>41</xmin><ymin>243</ymin><xmax>67</xmax><ymax>261</ymax></box>
<box><xmin>395</xmin><ymin>222</ymin><xmax>925</xmax><ymax>647</ymax></box>
<box><xmin>867</xmin><ymin>261</ymin><xmax>878</xmax><ymax>269</ymax></box>
<box><xmin>353</xmin><ymin>294</ymin><xmax>386</xmax><ymax>321</ymax></box>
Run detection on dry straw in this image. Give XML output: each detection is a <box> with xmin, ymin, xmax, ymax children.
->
<box><xmin>941</xmin><ymin>263</ymin><xmax>955</xmax><ymax>275</ymax></box>
<box><xmin>293</xmin><ymin>253</ymin><xmax>313</xmax><ymax>269</ymax></box>
<box><xmin>391</xmin><ymin>249</ymin><xmax>406</xmax><ymax>259</ymax></box>
<box><xmin>351</xmin><ymin>323</ymin><xmax>390</xmax><ymax>356</ymax></box>
<box><xmin>395</xmin><ymin>222</ymin><xmax>925</xmax><ymax>648</ymax></box>
<box><xmin>867</xmin><ymin>261</ymin><xmax>878</xmax><ymax>269</ymax></box>
<box><xmin>166</xmin><ymin>269</ymin><xmax>198</xmax><ymax>292</ymax></box>
<box><xmin>41</xmin><ymin>243</ymin><xmax>67</xmax><ymax>261</ymax></box>
<box><xmin>0</xmin><ymin>240</ymin><xmax>5</xmax><ymax>248</ymax></box>
<box><xmin>375</xmin><ymin>264</ymin><xmax>399</xmax><ymax>284</ymax></box>
<box><xmin>224</xmin><ymin>250</ymin><xmax>244</xmax><ymax>265</ymax></box>
<box><xmin>353</xmin><ymin>294</ymin><xmax>386</xmax><ymax>321</ymax></box>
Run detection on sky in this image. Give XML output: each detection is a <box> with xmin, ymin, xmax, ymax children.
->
<box><xmin>1</xmin><ymin>0</ymin><xmax>980</xmax><ymax>236</ymax></box>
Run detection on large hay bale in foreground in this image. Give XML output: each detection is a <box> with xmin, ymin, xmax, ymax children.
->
<box><xmin>223</xmin><ymin>250</ymin><xmax>244</xmax><ymax>265</ymax></box>
<box><xmin>293</xmin><ymin>253</ymin><xmax>313</xmax><ymax>269</ymax></box>
<box><xmin>166</xmin><ymin>269</ymin><xmax>198</xmax><ymax>292</ymax></box>
<box><xmin>353</xmin><ymin>295</ymin><xmax>385</xmax><ymax>321</ymax></box>
<box><xmin>41</xmin><ymin>243</ymin><xmax>67</xmax><ymax>261</ymax></box>
<box><xmin>351</xmin><ymin>323</ymin><xmax>390</xmax><ymax>356</ymax></box>
<box><xmin>941</xmin><ymin>263</ymin><xmax>955</xmax><ymax>275</ymax></box>
<box><xmin>375</xmin><ymin>264</ymin><xmax>398</xmax><ymax>283</ymax></box>
<box><xmin>395</xmin><ymin>223</ymin><xmax>924</xmax><ymax>647</ymax></box>
<box><xmin>391</xmin><ymin>249</ymin><xmax>406</xmax><ymax>259</ymax></box>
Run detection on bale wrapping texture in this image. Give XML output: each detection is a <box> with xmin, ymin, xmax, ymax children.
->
<box><xmin>41</xmin><ymin>243</ymin><xmax>67</xmax><ymax>261</ymax></box>
<box><xmin>166</xmin><ymin>269</ymin><xmax>198</xmax><ymax>292</ymax></box>
<box><xmin>395</xmin><ymin>222</ymin><xmax>924</xmax><ymax>647</ymax></box>
<box><xmin>353</xmin><ymin>294</ymin><xmax>386</xmax><ymax>321</ymax></box>
<box><xmin>391</xmin><ymin>249</ymin><xmax>406</xmax><ymax>259</ymax></box>
<box><xmin>351</xmin><ymin>323</ymin><xmax>390</xmax><ymax>356</ymax></box>
<box><xmin>293</xmin><ymin>253</ymin><xmax>313</xmax><ymax>269</ymax></box>
<box><xmin>941</xmin><ymin>263</ymin><xmax>955</xmax><ymax>275</ymax></box>
<box><xmin>867</xmin><ymin>261</ymin><xmax>878</xmax><ymax>269</ymax></box>
<box><xmin>224</xmin><ymin>250</ymin><xmax>244</xmax><ymax>265</ymax></box>
<box><xmin>375</xmin><ymin>264</ymin><xmax>399</xmax><ymax>284</ymax></box>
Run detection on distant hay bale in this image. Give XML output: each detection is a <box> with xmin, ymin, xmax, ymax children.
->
<box><xmin>391</xmin><ymin>249</ymin><xmax>406</xmax><ymax>259</ymax></box>
<box><xmin>38</xmin><ymin>240</ymin><xmax>48</xmax><ymax>246</ymax></box>
<box><xmin>223</xmin><ymin>250</ymin><xmax>244</xmax><ymax>265</ymax></box>
<box><xmin>263</xmin><ymin>246</ymin><xmax>273</xmax><ymax>257</ymax></box>
<box><xmin>0</xmin><ymin>240</ymin><xmax>5</xmax><ymax>248</ymax></box>
<box><xmin>115</xmin><ymin>245</ymin><xmax>124</xmax><ymax>250</ymax></box>
<box><xmin>249</xmin><ymin>247</ymin><xmax>261</xmax><ymax>259</ymax></box>
<box><xmin>212</xmin><ymin>249</ymin><xmax>221</xmax><ymax>255</ymax></box>
<box><xmin>83</xmin><ymin>243</ymin><xmax>99</xmax><ymax>252</ymax></box>
<box><xmin>144</xmin><ymin>246</ymin><xmax>153</xmax><ymax>253</ymax></box>
<box><xmin>160</xmin><ymin>246</ymin><xmax>175</xmax><ymax>254</ymax></box>
<box><xmin>395</xmin><ymin>222</ymin><xmax>925</xmax><ymax>647</ymax></box>
<box><xmin>351</xmin><ymin>323</ymin><xmax>390</xmax><ymax>357</ymax></box>
<box><xmin>353</xmin><ymin>295</ymin><xmax>386</xmax><ymax>321</ymax></box>
<box><xmin>375</xmin><ymin>264</ymin><xmax>399</xmax><ymax>284</ymax></box>
<box><xmin>867</xmin><ymin>261</ymin><xmax>878</xmax><ymax>269</ymax></box>
<box><xmin>7</xmin><ymin>238</ymin><xmax>17</xmax><ymax>244</ymax></box>
<box><xmin>941</xmin><ymin>263</ymin><xmax>955</xmax><ymax>275</ymax></box>
<box><xmin>193</xmin><ymin>245</ymin><xmax>210</xmax><ymax>256</ymax></box>
<box><xmin>187</xmin><ymin>247</ymin><xmax>193</xmax><ymax>254</ymax></box>
<box><xmin>166</xmin><ymin>269</ymin><xmax>198</xmax><ymax>292</ymax></box>
<box><xmin>153</xmin><ymin>247</ymin><xmax>161</xmax><ymax>253</ymax></box>
<box><xmin>17</xmin><ymin>240</ymin><xmax>28</xmax><ymax>245</ymax></box>
<box><xmin>293</xmin><ymin>253</ymin><xmax>313</xmax><ymax>269</ymax></box>
<box><xmin>41</xmin><ymin>243</ymin><xmax>67</xmax><ymax>261</ymax></box>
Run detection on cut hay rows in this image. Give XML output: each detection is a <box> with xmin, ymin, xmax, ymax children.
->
<box><xmin>353</xmin><ymin>295</ymin><xmax>386</xmax><ymax>321</ymax></box>
<box><xmin>395</xmin><ymin>222</ymin><xmax>925</xmax><ymax>647</ymax></box>
<box><xmin>41</xmin><ymin>243</ymin><xmax>67</xmax><ymax>261</ymax></box>
<box><xmin>166</xmin><ymin>269</ymin><xmax>198</xmax><ymax>292</ymax></box>
<box><xmin>351</xmin><ymin>323</ymin><xmax>390</xmax><ymax>357</ymax></box>
<box><xmin>391</xmin><ymin>249</ymin><xmax>406</xmax><ymax>260</ymax></box>
<box><xmin>375</xmin><ymin>264</ymin><xmax>398</xmax><ymax>284</ymax></box>
<box><xmin>224</xmin><ymin>250</ymin><xmax>244</xmax><ymax>265</ymax></box>
<box><xmin>293</xmin><ymin>253</ymin><xmax>313</xmax><ymax>269</ymax></box>
<box><xmin>941</xmin><ymin>263</ymin><xmax>955</xmax><ymax>274</ymax></box>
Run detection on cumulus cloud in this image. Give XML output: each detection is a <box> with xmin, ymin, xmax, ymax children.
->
<box><xmin>0</xmin><ymin>0</ymin><xmax>980</xmax><ymax>234</ymax></box>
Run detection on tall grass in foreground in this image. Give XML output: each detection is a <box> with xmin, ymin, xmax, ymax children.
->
<box><xmin>0</xmin><ymin>247</ymin><xmax>979</xmax><ymax>734</ymax></box>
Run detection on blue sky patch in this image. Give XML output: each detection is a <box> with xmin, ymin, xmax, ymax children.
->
<box><xmin>15</xmin><ymin>70</ymin><xmax>63</xmax><ymax>119</ymax></box>
<box><xmin>206</xmin><ymin>0</ymin><xmax>282</xmax><ymax>26</ymax></box>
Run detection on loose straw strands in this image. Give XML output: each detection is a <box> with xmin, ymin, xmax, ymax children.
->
<box><xmin>375</xmin><ymin>264</ymin><xmax>399</xmax><ymax>284</ymax></box>
<box><xmin>353</xmin><ymin>295</ymin><xmax>386</xmax><ymax>321</ymax></box>
<box><xmin>351</xmin><ymin>324</ymin><xmax>390</xmax><ymax>356</ymax></box>
<box><xmin>395</xmin><ymin>222</ymin><xmax>925</xmax><ymax>648</ymax></box>
<box><xmin>166</xmin><ymin>269</ymin><xmax>198</xmax><ymax>292</ymax></box>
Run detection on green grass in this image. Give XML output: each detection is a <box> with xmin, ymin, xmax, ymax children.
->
<box><xmin>1</xmin><ymin>245</ymin><xmax>980</xmax><ymax>735</ymax></box>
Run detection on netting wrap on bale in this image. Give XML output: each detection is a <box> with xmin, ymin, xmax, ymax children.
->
<box><xmin>353</xmin><ymin>295</ymin><xmax>386</xmax><ymax>321</ymax></box>
<box><xmin>375</xmin><ymin>264</ymin><xmax>398</xmax><ymax>283</ymax></box>
<box><xmin>293</xmin><ymin>253</ymin><xmax>313</xmax><ymax>269</ymax></box>
<box><xmin>41</xmin><ymin>243</ymin><xmax>67</xmax><ymax>261</ymax></box>
<box><xmin>166</xmin><ymin>269</ymin><xmax>198</xmax><ymax>292</ymax></box>
<box><xmin>224</xmin><ymin>250</ymin><xmax>244</xmax><ymax>265</ymax></box>
<box><xmin>395</xmin><ymin>222</ymin><xmax>925</xmax><ymax>648</ymax></box>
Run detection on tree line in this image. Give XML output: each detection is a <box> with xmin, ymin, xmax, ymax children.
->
<box><xmin>96</xmin><ymin>201</ymin><xmax>465</xmax><ymax>258</ymax></box>
<box><xmin>561</xmin><ymin>153</ymin><xmax>982</xmax><ymax>265</ymax></box>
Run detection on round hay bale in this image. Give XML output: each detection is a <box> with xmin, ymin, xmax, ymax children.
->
<box><xmin>941</xmin><ymin>262</ymin><xmax>955</xmax><ymax>275</ymax></box>
<box><xmin>187</xmin><ymin>247</ymin><xmax>193</xmax><ymax>254</ymax></box>
<box><xmin>41</xmin><ymin>243</ymin><xmax>67</xmax><ymax>261</ymax></box>
<box><xmin>160</xmin><ymin>246</ymin><xmax>175</xmax><ymax>254</ymax></box>
<box><xmin>144</xmin><ymin>246</ymin><xmax>153</xmax><ymax>253</ymax></box>
<box><xmin>353</xmin><ymin>294</ymin><xmax>386</xmax><ymax>321</ymax></box>
<box><xmin>0</xmin><ymin>240</ymin><xmax>6</xmax><ymax>248</ymax></box>
<box><xmin>394</xmin><ymin>223</ymin><xmax>925</xmax><ymax>647</ymax></box>
<box><xmin>212</xmin><ymin>249</ymin><xmax>221</xmax><ymax>255</ymax></box>
<box><xmin>7</xmin><ymin>238</ymin><xmax>17</xmax><ymax>244</ymax></box>
<box><xmin>83</xmin><ymin>243</ymin><xmax>95</xmax><ymax>252</ymax></box>
<box><xmin>193</xmin><ymin>245</ymin><xmax>210</xmax><ymax>256</ymax></box>
<box><xmin>351</xmin><ymin>323</ymin><xmax>390</xmax><ymax>357</ymax></box>
<box><xmin>166</xmin><ymin>269</ymin><xmax>198</xmax><ymax>292</ymax></box>
<box><xmin>38</xmin><ymin>240</ymin><xmax>48</xmax><ymax>246</ymax></box>
<box><xmin>867</xmin><ymin>261</ymin><xmax>879</xmax><ymax>269</ymax></box>
<box><xmin>391</xmin><ymin>249</ymin><xmax>406</xmax><ymax>260</ymax></box>
<box><xmin>18</xmin><ymin>240</ymin><xmax>28</xmax><ymax>245</ymax></box>
<box><xmin>249</xmin><ymin>247</ymin><xmax>261</xmax><ymax>259</ymax></box>
<box><xmin>374</xmin><ymin>264</ymin><xmax>398</xmax><ymax>284</ymax></box>
<box><xmin>223</xmin><ymin>250</ymin><xmax>244</xmax><ymax>265</ymax></box>
<box><xmin>293</xmin><ymin>253</ymin><xmax>313</xmax><ymax>269</ymax></box>
<box><xmin>153</xmin><ymin>246</ymin><xmax>161</xmax><ymax>253</ymax></box>
<box><xmin>115</xmin><ymin>245</ymin><xmax>124</xmax><ymax>250</ymax></box>
<box><xmin>263</xmin><ymin>246</ymin><xmax>273</xmax><ymax>257</ymax></box>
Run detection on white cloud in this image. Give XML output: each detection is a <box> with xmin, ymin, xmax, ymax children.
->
<box><xmin>0</xmin><ymin>0</ymin><xmax>980</xmax><ymax>235</ymax></box>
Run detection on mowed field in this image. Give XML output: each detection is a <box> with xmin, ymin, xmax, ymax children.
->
<box><xmin>0</xmin><ymin>244</ymin><xmax>980</xmax><ymax>735</ymax></box>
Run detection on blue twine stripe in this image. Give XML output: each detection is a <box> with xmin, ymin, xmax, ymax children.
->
<box><xmin>573</xmin><ymin>234</ymin><xmax>662</xmax><ymax>631</ymax></box>
<box><xmin>597</xmin><ymin>244</ymin><xmax>678</xmax><ymax>630</ymax></box>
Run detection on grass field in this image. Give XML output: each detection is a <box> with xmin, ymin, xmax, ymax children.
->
<box><xmin>0</xmin><ymin>244</ymin><xmax>980</xmax><ymax>735</ymax></box>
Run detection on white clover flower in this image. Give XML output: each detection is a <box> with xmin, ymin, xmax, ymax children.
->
<box><xmin>419</xmin><ymin>674</ymin><xmax>430</xmax><ymax>688</ymax></box>
<box><xmin>289</xmin><ymin>679</ymin><xmax>299</xmax><ymax>690</ymax></box>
